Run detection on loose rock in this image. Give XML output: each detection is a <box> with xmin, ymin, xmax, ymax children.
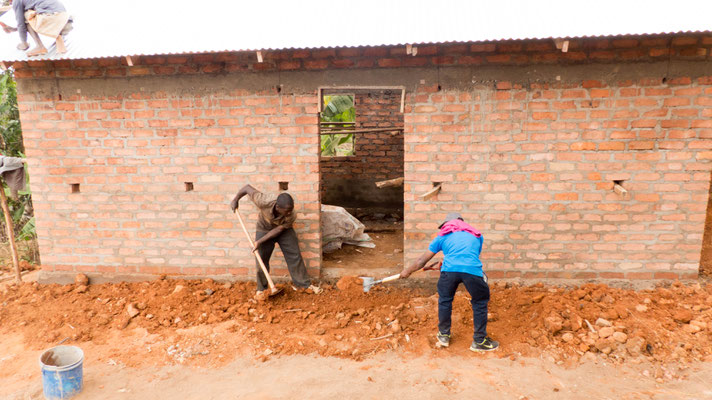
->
<box><xmin>544</xmin><ymin>314</ymin><xmax>563</xmax><ymax>334</ymax></box>
<box><xmin>127</xmin><ymin>303</ymin><xmax>140</xmax><ymax>319</ymax></box>
<box><xmin>598</xmin><ymin>327</ymin><xmax>615</xmax><ymax>339</ymax></box>
<box><xmin>673</xmin><ymin>310</ymin><xmax>693</xmax><ymax>324</ymax></box>
<box><xmin>612</xmin><ymin>332</ymin><xmax>628</xmax><ymax>343</ymax></box>
<box><xmin>74</xmin><ymin>274</ymin><xmax>89</xmax><ymax>286</ymax></box>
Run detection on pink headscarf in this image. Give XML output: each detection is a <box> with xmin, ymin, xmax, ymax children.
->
<box><xmin>438</xmin><ymin>219</ymin><xmax>481</xmax><ymax>237</ymax></box>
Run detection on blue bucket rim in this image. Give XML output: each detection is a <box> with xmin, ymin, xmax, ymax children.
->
<box><xmin>39</xmin><ymin>345</ymin><xmax>84</xmax><ymax>372</ymax></box>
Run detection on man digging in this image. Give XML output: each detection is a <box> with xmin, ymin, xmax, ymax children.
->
<box><xmin>11</xmin><ymin>0</ymin><xmax>73</xmax><ymax>56</ymax></box>
<box><xmin>230</xmin><ymin>184</ymin><xmax>322</xmax><ymax>300</ymax></box>
<box><xmin>399</xmin><ymin>212</ymin><xmax>499</xmax><ymax>352</ymax></box>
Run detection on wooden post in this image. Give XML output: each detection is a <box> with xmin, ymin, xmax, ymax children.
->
<box><xmin>375</xmin><ymin>177</ymin><xmax>404</xmax><ymax>189</ymax></box>
<box><xmin>0</xmin><ymin>177</ymin><xmax>20</xmax><ymax>284</ymax></box>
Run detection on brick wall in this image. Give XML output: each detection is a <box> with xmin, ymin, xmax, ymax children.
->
<box><xmin>404</xmin><ymin>78</ymin><xmax>712</xmax><ymax>280</ymax></box>
<box><xmin>11</xmin><ymin>32</ymin><xmax>712</xmax><ymax>281</ymax></box>
<box><xmin>320</xmin><ymin>89</ymin><xmax>404</xmax><ymax>208</ymax></box>
<box><xmin>18</xmin><ymin>80</ymin><xmax>322</xmax><ymax>279</ymax></box>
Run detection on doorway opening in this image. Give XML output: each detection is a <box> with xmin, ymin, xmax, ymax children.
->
<box><xmin>318</xmin><ymin>87</ymin><xmax>405</xmax><ymax>278</ymax></box>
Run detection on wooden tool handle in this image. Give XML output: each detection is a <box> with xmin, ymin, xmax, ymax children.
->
<box><xmin>381</xmin><ymin>274</ymin><xmax>401</xmax><ymax>284</ymax></box>
<box><xmin>235</xmin><ymin>210</ymin><xmax>277</xmax><ymax>291</ymax></box>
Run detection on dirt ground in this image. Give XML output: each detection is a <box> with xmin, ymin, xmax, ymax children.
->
<box><xmin>322</xmin><ymin>223</ymin><xmax>403</xmax><ymax>272</ymax></box>
<box><xmin>1</xmin><ymin>273</ymin><xmax>712</xmax><ymax>398</ymax></box>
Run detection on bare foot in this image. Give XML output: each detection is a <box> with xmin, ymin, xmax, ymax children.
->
<box><xmin>16</xmin><ymin>42</ymin><xmax>29</xmax><ymax>51</ymax></box>
<box><xmin>26</xmin><ymin>46</ymin><xmax>47</xmax><ymax>57</ymax></box>
<box><xmin>55</xmin><ymin>36</ymin><xmax>66</xmax><ymax>54</ymax></box>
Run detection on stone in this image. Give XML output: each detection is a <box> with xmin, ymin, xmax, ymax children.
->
<box><xmin>595</xmin><ymin>338</ymin><xmax>612</xmax><ymax>352</ymax></box>
<box><xmin>595</xmin><ymin>318</ymin><xmax>612</xmax><ymax>327</ymax></box>
<box><xmin>690</xmin><ymin>320</ymin><xmax>707</xmax><ymax>330</ymax></box>
<box><xmin>204</xmin><ymin>289</ymin><xmax>214</xmax><ymax>296</ymax></box>
<box><xmin>75</xmin><ymin>285</ymin><xmax>87</xmax><ymax>294</ymax></box>
<box><xmin>532</xmin><ymin>294</ymin><xmax>546</xmax><ymax>303</ymax></box>
<box><xmin>561</xmin><ymin>333</ymin><xmax>574</xmax><ymax>343</ymax></box>
<box><xmin>544</xmin><ymin>314</ymin><xmax>564</xmax><ymax>334</ymax></box>
<box><xmin>673</xmin><ymin>310</ymin><xmax>693</xmax><ymax>324</ymax></box>
<box><xmin>612</xmin><ymin>332</ymin><xmax>628</xmax><ymax>343</ymax></box>
<box><xmin>581</xmin><ymin>352</ymin><xmax>597</xmax><ymax>363</ymax></box>
<box><xmin>635</xmin><ymin>304</ymin><xmax>648</xmax><ymax>312</ymax></box>
<box><xmin>222</xmin><ymin>282</ymin><xmax>232</xmax><ymax>289</ymax></box>
<box><xmin>74</xmin><ymin>274</ymin><xmax>89</xmax><ymax>286</ymax></box>
<box><xmin>625</xmin><ymin>337</ymin><xmax>645</xmax><ymax>356</ymax></box>
<box><xmin>127</xmin><ymin>303</ymin><xmax>140</xmax><ymax>319</ymax></box>
<box><xmin>598</xmin><ymin>327</ymin><xmax>615</xmax><ymax>338</ymax></box>
<box><xmin>172</xmin><ymin>285</ymin><xmax>185</xmax><ymax>295</ymax></box>
<box><xmin>263</xmin><ymin>349</ymin><xmax>273</xmax><ymax>356</ymax></box>
<box><xmin>602</xmin><ymin>309</ymin><xmax>619</xmax><ymax>320</ymax></box>
<box><xmin>315</xmin><ymin>328</ymin><xmax>326</xmax><ymax>335</ymax></box>
<box><xmin>389</xmin><ymin>320</ymin><xmax>401</xmax><ymax>333</ymax></box>
<box><xmin>683</xmin><ymin>324</ymin><xmax>701</xmax><ymax>334</ymax></box>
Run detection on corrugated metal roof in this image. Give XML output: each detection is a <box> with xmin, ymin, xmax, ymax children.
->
<box><xmin>0</xmin><ymin>0</ymin><xmax>710</xmax><ymax>62</ymax></box>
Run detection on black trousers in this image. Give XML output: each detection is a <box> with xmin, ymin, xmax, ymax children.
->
<box><xmin>437</xmin><ymin>271</ymin><xmax>490</xmax><ymax>342</ymax></box>
<box><xmin>255</xmin><ymin>228</ymin><xmax>311</xmax><ymax>291</ymax></box>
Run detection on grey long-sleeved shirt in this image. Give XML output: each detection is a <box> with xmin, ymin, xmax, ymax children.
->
<box><xmin>13</xmin><ymin>0</ymin><xmax>66</xmax><ymax>43</ymax></box>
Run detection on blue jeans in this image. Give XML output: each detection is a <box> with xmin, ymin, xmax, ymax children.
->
<box><xmin>437</xmin><ymin>271</ymin><xmax>490</xmax><ymax>342</ymax></box>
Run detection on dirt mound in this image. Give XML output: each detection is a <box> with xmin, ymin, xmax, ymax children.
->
<box><xmin>336</xmin><ymin>276</ymin><xmax>363</xmax><ymax>292</ymax></box>
<box><xmin>1</xmin><ymin>278</ymin><xmax>711</xmax><ymax>368</ymax></box>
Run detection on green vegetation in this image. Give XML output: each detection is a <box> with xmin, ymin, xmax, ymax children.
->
<box><xmin>320</xmin><ymin>95</ymin><xmax>355</xmax><ymax>157</ymax></box>
<box><xmin>0</xmin><ymin>70</ymin><xmax>35</xmax><ymax>252</ymax></box>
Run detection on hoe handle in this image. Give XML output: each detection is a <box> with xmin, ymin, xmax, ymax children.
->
<box><xmin>235</xmin><ymin>210</ymin><xmax>278</xmax><ymax>292</ymax></box>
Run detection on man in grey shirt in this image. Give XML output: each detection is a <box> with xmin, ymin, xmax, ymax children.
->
<box><xmin>12</xmin><ymin>0</ymin><xmax>73</xmax><ymax>56</ymax></box>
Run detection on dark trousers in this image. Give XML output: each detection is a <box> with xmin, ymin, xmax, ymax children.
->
<box><xmin>255</xmin><ymin>228</ymin><xmax>311</xmax><ymax>291</ymax></box>
<box><xmin>437</xmin><ymin>271</ymin><xmax>490</xmax><ymax>342</ymax></box>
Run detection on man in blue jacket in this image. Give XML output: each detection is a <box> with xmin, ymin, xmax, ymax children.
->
<box><xmin>399</xmin><ymin>212</ymin><xmax>498</xmax><ymax>352</ymax></box>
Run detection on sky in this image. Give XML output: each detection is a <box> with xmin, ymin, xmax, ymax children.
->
<box><xmin>0</xmin><ymin>0</ymin><xmax>710</xmax><ymax>61</ymax></box>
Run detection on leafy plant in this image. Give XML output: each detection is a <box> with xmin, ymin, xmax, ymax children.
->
<box><xmin>0</xmin><ymin>70</ymin><xmax>35</xmax><ymax>246</ymax></box>
<box><xmin>320</xmin><ymin>95</ymin><xmax>355</xmax><ymax>156</ymax></box>
<box><xmin>0</xmin><ymin>71</ymin><xmax>23</xmax><ymax>157</ymax></box>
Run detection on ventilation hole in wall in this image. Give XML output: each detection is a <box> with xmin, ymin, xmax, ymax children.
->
<box><xmin>613</xmin><ymin>180</ymin><xmax>628</xmax><ymax>196</ymax></box>
<box><xmin>279</xmin><ymin>181</ymin><xmax>289</xmax><ymax>191</ymax></box>
<box><xmin>662</xmin><ymin>77</ymin><xmax>668</xmax><ymax>84</ymax></box>
<box><xmin>58</xmin><ymin>93</ymin><xmax>62</xmax><ymax>100</ymax></box>
<box><xmin>71</xmin><ymin>183</ymin><xmax>80</xmax><ymax>193</ymax></box>
<box><xmin>437</xmin><ymin>85</ymin><xmax>442</xmax><ymax>91</ymax></box>
<box><xmin>276</xmin><ymin>86</ymin><xmax>281</xmax><ymax>93</ymax></box>
<box><xmin>432</xmin><ymin>181</ymin><xmax>442</xmax><ymax>188</ymax></box>
<box><xmin>185</xmin><ymin>182</ymin><xmax>194</xmax><ymax>192</ymax></box>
